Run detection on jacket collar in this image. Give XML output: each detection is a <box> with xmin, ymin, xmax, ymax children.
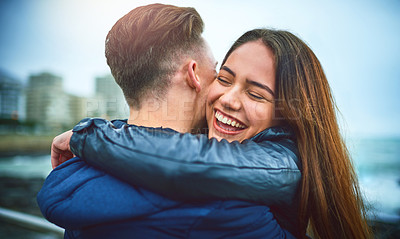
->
<box><xmin>250</xmin><ymin>126</ymin><xmax>295</xmax><ymax>142</ymax></box>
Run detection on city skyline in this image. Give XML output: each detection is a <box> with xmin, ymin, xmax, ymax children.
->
<box><xmin>1</xmin><ymin>0</ymin><xmax>399</xmax><ymax>137</ymax></box>
<box><xmin>0</xmin><ymin>70</ymin><xmax>127</xmax><ymax>135</ymax></box>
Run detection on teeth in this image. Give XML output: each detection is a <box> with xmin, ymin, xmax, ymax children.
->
<box><xmin>214</xmin><ymin>111</ymin><xmax>245</xmax><ymax>129</ymax></box>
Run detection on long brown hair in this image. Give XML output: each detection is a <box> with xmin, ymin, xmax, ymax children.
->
<box><xmin>222</xmin><ymin>29</ymin><xmax>371</xmax><ymax>238</ymax></box>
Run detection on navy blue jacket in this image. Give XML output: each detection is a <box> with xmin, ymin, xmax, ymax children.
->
<box><xmin>37</xmin><ymin>157</ymin><xmax>296</xmax><ymax>238</ymax></box>
<box><xmin>68</xmin><ymin>118</ymin><xmax>302</xmax><ymax>236</ymax></box>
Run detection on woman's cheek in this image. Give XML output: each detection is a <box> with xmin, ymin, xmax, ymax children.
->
<box><xmin>207</xmin><ymin>83</ymin><xmax>223</xmax><ymax>105</ymax></box>
<box><xmin>252</xmin><ymin>103</ymin><xmax>275</xmax><ymax>126</ymax></box>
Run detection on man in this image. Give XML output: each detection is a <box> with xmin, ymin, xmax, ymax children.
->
<box><xmin>38</xmin><ymin>4</ymin><xmax>295</xmax><ymax>239</ymax></box>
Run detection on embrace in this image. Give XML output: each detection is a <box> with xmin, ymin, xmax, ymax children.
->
<box><xmin>37</xmin><ymin>3</ymin><xmax>371</xmax><ymax>239</ymax></box>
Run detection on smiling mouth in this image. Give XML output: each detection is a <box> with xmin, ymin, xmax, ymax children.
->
<box><xmin>213</xmin><ymin>110</ymin><xmax>247</xmax><ymax>135</ymax></box>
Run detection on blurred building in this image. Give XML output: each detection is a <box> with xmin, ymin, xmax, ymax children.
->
<box><xmin>25</xmin><ymin>72</ymin><xmax>74</xmax><ymax>131</ymax></box>
<box><xmin>0</xmin><ymin>72</ymin><xmax>22</xmax><ymax>120</ymax></box>
<box><xmin>3</xmin><ymin>72</ymin><xmax>128</xmax><ymax>133</ymax></box>
<box><xmin>68</xmin><ymin>94</ymin><xmax>87</xmax><ymax>125</ymax></box>
<box><xmin>92</xmin><ymin>74</ymin><xmax>128</xmax><ymax>120</ymax></box>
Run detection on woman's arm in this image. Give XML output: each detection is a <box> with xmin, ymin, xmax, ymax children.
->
<box><xmin>70</xmin><ymin>118</ymin><xmax>301</xmax><ymax>206</ymax></box>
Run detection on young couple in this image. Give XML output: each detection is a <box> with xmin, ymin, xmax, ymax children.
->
<box><xmin>38</xmin><ymin>3</ymin><xmax>371</xmax><ymax>239</ymax></box>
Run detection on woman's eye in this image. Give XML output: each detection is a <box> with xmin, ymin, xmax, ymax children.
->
<box><xmin>217</xmin><ymin>77</ymin><xmax>231</xmax><ymax>86</ymax></box>
<box><xmin>248</xmin><ymin>91</ymin><xmax>265</xmax><ymax>100</ymax></box>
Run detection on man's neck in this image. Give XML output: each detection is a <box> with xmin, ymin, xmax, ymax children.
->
<box><xmin>127</xmin><ymin>70</ymin><xmax>201</xmax><ymax>133</ymax></box>
<box><xmin>127</xmin><ymin>98</ymin><xmax>194</xmax><ymax>134</ymax></box>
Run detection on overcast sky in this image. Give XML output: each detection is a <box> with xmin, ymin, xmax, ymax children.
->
<box><xmin>1</xmin><ymin>0</ymin><xmax>399</xmax><ymax>137</ymax></box>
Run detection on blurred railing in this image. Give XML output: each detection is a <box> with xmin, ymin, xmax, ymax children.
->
<box><xmin>0</xmin><ymin>207</ymin><xmax>64</xmax><ymax>236</ymax></box>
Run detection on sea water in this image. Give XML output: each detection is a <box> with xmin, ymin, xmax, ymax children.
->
<box><xmin>0</xmin><ymin>154</ymin><xmax>53</xmax><ymax>179</ymax></box>
<box><xmin>348</xmin><ymin>137</ymin><xmax>400</xmax><ymax>223</ymax></box>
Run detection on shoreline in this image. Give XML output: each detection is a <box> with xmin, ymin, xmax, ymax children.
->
<box><xmin>0</xmin><ymin>151</ymin><xmax>51</xmax><ymax>158</ymax></box>
<box><xmin>0</xmin><ymin>135</ymin><xmax>54</xmax><ymax>157</ymax></box>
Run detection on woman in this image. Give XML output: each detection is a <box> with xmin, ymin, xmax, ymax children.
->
<box><xmin>54</xmin><ymin>29</ymin><xmax>371</xmax><ymax>238</ymax></box>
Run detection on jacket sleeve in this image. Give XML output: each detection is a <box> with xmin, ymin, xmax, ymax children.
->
<box><xmin>70</xmin><ymin>118</ymin><xmax>301</xmax><ymax>206</ymax></box>
<box><xmin>37</xmin><ymin>157</ymin><xmax>178</xmax><ymax>230</ymax></box>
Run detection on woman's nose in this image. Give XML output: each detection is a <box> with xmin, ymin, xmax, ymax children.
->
<box><xmin>219</xmin><ymin>88</ymin><xmax>242</xmax><ymax>111</ymax></box>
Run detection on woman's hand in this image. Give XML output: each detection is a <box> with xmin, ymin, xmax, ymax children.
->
<box><xmin>51</xmin><ymin>130</ymin><xmax>74</xmax><ymax>169</ymax></box>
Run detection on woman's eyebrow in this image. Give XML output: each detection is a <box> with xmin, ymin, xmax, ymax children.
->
<box><xmin>221</xmin><ymin>65</ymin><xmax>275</xmax><ymax>96</ymax></box>
<box><xmin>221</xmin><ymin>66</ymin><xmax>236</xmax><ymax>77</ymax></box>
<box><xmin>246</xmin><ymin>79</ymin><xmax>275</xmax><ymax>96</ymax></box>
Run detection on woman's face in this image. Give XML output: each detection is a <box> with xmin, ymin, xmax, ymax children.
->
<box><xmin>206</xmin><ymin>40</ymin><xmax>278</xmax><ymax>142</ymax></box>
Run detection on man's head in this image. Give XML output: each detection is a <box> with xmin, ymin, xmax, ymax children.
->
<box><xmin>105</xmin><ymin>3</ymin><xmax>212</xmax><ymax>110</ymax></box>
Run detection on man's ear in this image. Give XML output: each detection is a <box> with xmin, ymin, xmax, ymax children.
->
<box><xmin>187</xmin><ymin>60</ymin><xmax>201</xmax><ymax>93</ymax></box>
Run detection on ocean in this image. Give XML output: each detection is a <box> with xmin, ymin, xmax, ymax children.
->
<box><xmin>348</xmin><ymin>137</ymin><xmax>400</xmax><ymax>223</ymax></box>
<box><xmin>0</xmin><ymin>137</ymin><xmax>399</xmax><ymax>223</ymax></box>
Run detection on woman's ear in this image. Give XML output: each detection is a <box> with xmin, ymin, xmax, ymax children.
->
<box><xmin>186</xmin><ymin>60</ymin><xmax>201</xmax><ymax>93</ymax></box>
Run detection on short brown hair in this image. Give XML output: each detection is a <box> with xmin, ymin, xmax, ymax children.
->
<box><xmin>105</xmin><ymin>4</ymin><xmax>205</xmax><ymax>108</ymax></box>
